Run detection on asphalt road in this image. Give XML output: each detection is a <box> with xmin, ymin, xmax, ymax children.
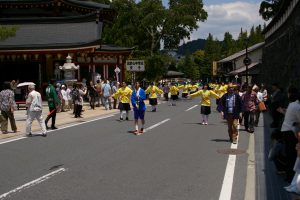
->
<box><xmin>0</xmin><ymin>98</ymin><xmax>251</xmax><ymax>200</ymax></box>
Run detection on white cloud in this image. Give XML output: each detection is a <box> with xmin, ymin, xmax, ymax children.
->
<box><xmin>189</xmin><ymin>1</ymin><xmax>266</xmax><ymax>41</ymax></box>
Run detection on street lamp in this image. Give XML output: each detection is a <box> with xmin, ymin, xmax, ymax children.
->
<box><xmin>243</xmin><ymin>38</ymin><xmax>251</xmax><ymax>84</ymax></box>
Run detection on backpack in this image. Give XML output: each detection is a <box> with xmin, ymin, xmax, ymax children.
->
<box><xmin>71</xmin><ymin>89</ymin><xmax>80</xmax><ymax>101</ymax></box>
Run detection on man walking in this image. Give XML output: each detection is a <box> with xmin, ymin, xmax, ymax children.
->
<box><xmin>26</xmin><ymin>84</ymin><xmax>47</xmax><ymax>137</ymax></box>
<box><xmin>102</xmin><ymin>79</ymin><xmax>112</xmax><ymax>110</ymax></box>
<box><xmin>131</xmin><ymin>81</ymin><xmax>146</xmax><ymax>135</ymax></box>
<box><xmin>45</xmin><ymin>79</ymin><xmax>59</xmax><ymax>130</ymax></box>
<box><xmin>221</xmin><ymin>84</ymin><xmax>243</xmax><ymax>144</ymax></box>
<box><xmin>242</xmin><ymin>84</ymin><xmax>258</xmax><ymax>133</ymax></box>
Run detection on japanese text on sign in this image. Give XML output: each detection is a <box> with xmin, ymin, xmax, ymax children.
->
<box><xmin>126</xmin><ymin>60</ymin><xmax>145</xmax><ymax>72</ymax></box>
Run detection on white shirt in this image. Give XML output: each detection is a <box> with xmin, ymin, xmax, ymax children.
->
<box><xmin>61</xmin><ymin>89</ymin><xmax>68</xmax><ymax>101</ymax></box>
<box><xmin>257</xmin><ymin>91</ymin><xmax>263</xmax><ymax>102</ymax></box>
<box><xmin>66</xmin><ymin>88</ymin><xmax>72</xmax><ymax>101</ymax></box>
<box><xmin>26</xmin><ymin>90</ymin><xmax>43</xmax><ymax>112</ymax></box>
<box><xmin>281</xmin><ymin>100</ymin><xmax>300</xmax><ymax>134</ymax></box>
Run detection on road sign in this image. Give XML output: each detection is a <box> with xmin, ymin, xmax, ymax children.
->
<box><xmin>126</xmin><ymin>60</ymin><xmax>145</xmax><ymax>72</ymax></box>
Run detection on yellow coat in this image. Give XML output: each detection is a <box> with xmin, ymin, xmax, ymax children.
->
<box><xmin>113</xmin><ymin>86</ymin><xmax>132</xmax><ymax>103</ymax></box>
<box><xmin>178</xmin><ymin>85</ymin><xmax>189</xmax><ymax>93</ymax></box>
<box><xmin>217</xmin><ymin>85</ymin><xmax>228</xmax><ymax>97</ymax></box>
<box><xmin>191</xmin><ymin>89</ymin><xmax>220</xmax><ymax>106</ymax></box>
<box><xmin>169</xmin><ymin>86</ymin><xmax>179</xmax><ymax>95</ymax></box>
<box><xmin>145</xmin><ymin>85</ymin><xmax>163</xmax><ymax>99</ymax></box>
<box><xmin>189</xmin><ymin>84</ymin><xmax>199</xmax><ymax>92</ymax></box>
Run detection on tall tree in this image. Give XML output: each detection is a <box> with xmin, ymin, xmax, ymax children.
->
<box><xmin>177</xmin><ymin>54</ymin><xmax>199</xmax><ymax>80</ymax></box>
<box><xmin>102</xmin><ymin>0</ymin><xmax>208</xmax><ymax>56</ymax></box>
<box><xmin>221</xmin><ymin>32</ymin><xmax>235</xmax><ymax>57</ymax></box>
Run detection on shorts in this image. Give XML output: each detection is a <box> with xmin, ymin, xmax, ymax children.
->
<box><xmin>171</xmin><ymin>95</ymin><xmax>178</xmax><ymax>100</ymax></box>
<box><xmin>134</xmin><ymin>109</ymin><xmax>145</xmax><ymax>120</ymax></box>
<box><xmin>201</xmin><ymin>106</ymin><xmax>211</xmax><ymax>115</ymax></box>
<box><xmin>182</xmin><ymin>93</ymin><xmax>188</xmax><ymax>98</ymax></box>
<box><xmin>119</xmin><ymin>103</ymin><xmax>131</xmax><ymax>111</ymax></box>
<box><xmin>149</xmin><ymin>98</ymin><xmax>158</xmax><ymax>105</ymax></box>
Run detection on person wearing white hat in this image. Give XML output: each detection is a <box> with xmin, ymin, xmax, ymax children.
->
<box><xmin>26</xmin><ymin>84</ymin><xmax>47</xmax><ymax>137</ymax></box>
<box><xmin>61</xmin><ymin>85</ymin><xmax>68</xmax><ymax>111</ymax></box>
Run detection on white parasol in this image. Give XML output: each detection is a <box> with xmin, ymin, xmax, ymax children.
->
<box><xmin>17</xmin><ymin>82</ymin><xmax>36</xmax><ymax>87</ymax></box>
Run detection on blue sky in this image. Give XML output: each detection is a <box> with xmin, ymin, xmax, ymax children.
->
<box><xmin>162</xmin><ymin>0</ymin><xmax>266</xmax><ymax>41</ymax></box>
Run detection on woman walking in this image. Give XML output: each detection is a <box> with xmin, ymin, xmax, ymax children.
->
<box><xmin>189</xmin><ymin>84</ymin><xmax>220</xmax><ymax>125</ymax></box>
<box><xmin>0</xmin><ymin>82</ymin><xmax>17</xmax><ymax>134</ymax></box>
<box><xmin>113</xmin><ymin>82</ymin><xmax>132</xmax><ymax>120</ymax></box>
<box><xmin>145</xmin><ymin>82</ymin><xmax>163</xmax><ymax>112</ymax></box>
<box><xmin>169</xmin><ymin>82</ymin><xmax>179</xmax><ymax>106</ymax></box>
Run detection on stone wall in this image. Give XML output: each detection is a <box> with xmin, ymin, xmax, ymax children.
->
<box><xmin>261</xmin><ymin>2</ymin><xmax>300</xmax><ymax>90</ymax></box>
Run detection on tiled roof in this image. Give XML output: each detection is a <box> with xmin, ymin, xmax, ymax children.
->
<box><xmin>217</xmin><ymin>42</ymin><xmax>265</xmax><ymax>63</ymax></box>
<box><xmin>0</xmin><ymin>21</ymin><xmax>102</xmax><ymax>50</ymax></box>
<box><xmin>97</xmin><ymin>45</ymin><xmax>134</xmax><ymax>52</ymax></box>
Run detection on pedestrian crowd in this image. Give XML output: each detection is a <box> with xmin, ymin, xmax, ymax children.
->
<box><xmin>1</xmin><ymin>78</ymin><xmax>300</xmax><ymax>195</ymax></box>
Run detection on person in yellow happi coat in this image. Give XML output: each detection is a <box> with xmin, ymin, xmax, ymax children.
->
<box><xmin>169</xmin><ymin>82</ymin><xmax>179</xmax><ymax>106</ymax></box>
<box><xmin>145</xmin><ymin>82</ymin><xmax>163</xmax><ymax>112</ymax></box>
<box><xmin>189</xmin><ymin>84</ymin><xmax>220</xmax><ymax>125</ymax></box>
<box><xmin>178</xmin><ymin>82</ymin><xmax>189</xmax><ymax>99</ymax></box>
<box><xmin>189</xmin><ymin>82</ymin><xmax>199</xmax><ymax>94</ymax></box>
<box><xmin>113</xmin><ymin>82</ymin><xmax>132</xmax><ymax>120</ymax></box>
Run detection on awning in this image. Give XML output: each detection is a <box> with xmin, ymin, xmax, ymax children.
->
<box><xmin>228</xmin><ymin>62</ymin><xmax>259</xmax><ymax>75</ymax></box>
<box><xmin>166</xmin><ymin>71</ymin><xmax>184</xmax><ymax>77</ymax></box>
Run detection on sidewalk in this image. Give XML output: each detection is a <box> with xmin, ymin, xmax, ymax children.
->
<box><xmin>256</xmin><ymin>112</ymin><xmax>300</xmax><ymax>200</ymax></box>
<box><xmin>0</xmin><ymin>102</ymin><xmax>119</xmax><ymax>140</ymax></box>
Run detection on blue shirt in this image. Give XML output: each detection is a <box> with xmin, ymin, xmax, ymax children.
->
<box><xmin>227</xmin><ymin>93</ymin><xmax>235</xmax><ymax>113</ymax></box>
<box><xmin>131</xmin><ymin>88</ymin><xmax>146</xmax><ymax>111</ymax></box>
<box><xmin>102</xmin><ymin>83</ymin><xmax>111</xmax><ymax>97</ymax></box>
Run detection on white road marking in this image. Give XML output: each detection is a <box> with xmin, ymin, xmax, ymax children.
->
<box><xmin>0</xmin><ymin>114</ymin><xmax>115</xmax><ymax>145</ymax></box>
<box><xmin>0</xmin><ymin>168</ymin><xmax>66</xmax><ymax>199</ymax></box>
<box><xmin>0</xmin><ymin>137</ymin><xmax>27</xmax><ymax>145</ymax></box>
<box><xmin>144</xmin><ymin>118</ymin><xmax>170</xmax><ymax>132</ymax></box>
<box><xmin>185</xmin><ymin>105</ymin><xmax>198</xmax><ymax>111</ymax></box>
<box><xmin>45</xmin><ymin>114</ymin><xmax>115</xmax><ymax>133</ymax></box>
<box><xmin>218</xmin><ymin>125</ymin><xmax>240</xmax><ymax>200</ymax></box>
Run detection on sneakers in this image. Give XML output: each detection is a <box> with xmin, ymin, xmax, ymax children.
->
<box><xmin>126</xmin><ymin>117</ymin><xmax>129</xmax><ymax>121</ymax></box>
<box><xmin>27</xmin><ymin>133</ymin><xmax>32</xmax><ymax>137</ymax></box>
<box><xmin>120</xmin><ymin>117</ymin><xmax>123</xmax><ymax>120</ymax></box>
<box><xmin>42</xmin><ymin>133</ymin><xmax>47</xmax><ymax>137</ymax></box>
<box><xmin>133</xmin><ymin>130</ymin><xmax>139</xmax><ymax>135</ymax></box>
<box><xmin>51</xmin><ymin>126</ymin><xmax>58</xmax><ymax>130</ymax></box>
<box><xmin>232</xmin><ymin>140</ymin><xmax>237</xmax><ymax>144</ymax></box>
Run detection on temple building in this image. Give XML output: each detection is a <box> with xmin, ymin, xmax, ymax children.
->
<box><xmin>0</xmin><ymin>0</ymin><xmax>133</xmax><ymax>92</ymax></box>
<box><xmin>261</xmin><ymin>0</ymin><xmax>300</xmax><ymax>88</ymax></box>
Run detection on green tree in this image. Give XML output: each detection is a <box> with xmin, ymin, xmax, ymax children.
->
<box><xmin>221</xmin><ymin>32</ymin><xmax>235</xmax><ymax>57</ymax></box>
<box><xmin>103</xmin><ymin>0</ymin><xmax>207</xmax><ymax>56</ymax></box>
<box><xmin>177</xmin><ymin>54</ymin><xmax>199</xmax><ymax>80</ymax></box>
<box><xmin>0</xmin><ymin>26</ymin><xmax>17</xmax><ymax>41</ymax></box>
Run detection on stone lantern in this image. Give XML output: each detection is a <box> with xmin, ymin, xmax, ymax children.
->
<box><xmin>59</xmin><ymin>55</ymin><xmax>79</xmax><ymax>86</ymax></box>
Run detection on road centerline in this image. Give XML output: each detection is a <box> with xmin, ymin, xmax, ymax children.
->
<box><xmin>185</xmin><ymin>105</ymin><xmax>198</xmax><ymax>111</ymax></box>
<box><xmin>144</xmin><ymin>118</ymin><xmax>170</xmax><ymax>133</ymax></box>
<box><xmin>218</xmin><ymin>125</ymin><xmax>240</xmax><ymax>200</ymax></box>
<box><xmin>0</xmin><ymin>168</ymin><xmax>67</xmax><ymax>199</ymax></box>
